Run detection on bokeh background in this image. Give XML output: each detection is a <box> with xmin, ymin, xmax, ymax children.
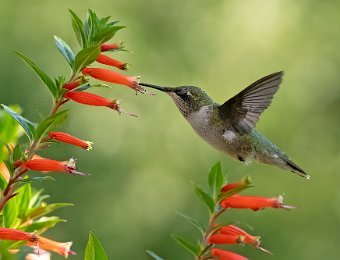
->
<box><xmin>1</xmin><ymin>0</ymin><xmax>340</xmax><ymax>259</ymax></box>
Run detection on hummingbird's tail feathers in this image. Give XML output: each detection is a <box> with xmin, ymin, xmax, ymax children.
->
<box><xmin>285</xmin><ymin>159</ymin><xmax>310</xmax><ymax>179</ymax></box>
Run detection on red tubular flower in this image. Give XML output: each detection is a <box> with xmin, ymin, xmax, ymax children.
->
<box><xmin>220</xmin><ymin>194</ymin><xmax>295</xmax><ymax>211</ymax></box>
<box><xmin>100</xmin><ymin>42</ymin><xmax>122</xmax><ymax>52</ymax></box>
<box><xmin>49</xmin><ymin>132</ymin><xmax>93</xmax><ymax>150</ymax></box>
<box><xmin>24</xmin><ymin>158</ymin><xmax>87</xmax><ymax>176</ymax></box>
<box><xmin>219</xmin><ymin>225</ymin><xmax>260</xmax><ymax>246</ymax></box>
<box><xmin>208</xmin><ymin>234</ymin><xmax>243</xmax><ymax>244</ymax></box>
<box><xmin>63</xmin><ymin>91</ymin><xmax>120</xmax><ymax>111</ymax></box>
<box><xmin>211</xmin><ymin>248</ymin><xmax>248</xmax><ymax>260</ymax></box>
<box><xmin>27</xmin><ymin>235</ymin><xmax>75</xmax><ymax>257</ymax></box>
<box><xmin>96</xmin><ymin>54</ymin><xmax>128</xmax><ymax>70</ymax></box>
<box><xmin>221</xmin><ymin>176</ymin><xmax>251</xmax><ymax>193</ymax></box>
<box><xmin>63</xmin><ymin>81</ymin><xmax>81</xmax><ymax>91</ymax></box>
<box><xmin>0</xmin><ymin>228</ymin><xmax>38</xmax><ymax>243</ymax></box>
<box><xmin>82</xmin><ymin>67</ymin><xmax>144</xmax><ymax>93</ymax></box>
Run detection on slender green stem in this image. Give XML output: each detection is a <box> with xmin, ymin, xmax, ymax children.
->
<box><xmin>0</xmin><ymin>91</ymin><xmax>68</xmax><ymax>212</ymax></box>
<box><xmin>0</xmin><ymin>63</ymin><xmax>81</xmax><ymax>212</ymax></box>
<box><xmin>197</xmin><ymin>207</ymin><xmax>226</xmax><ymax>260</ymax></box>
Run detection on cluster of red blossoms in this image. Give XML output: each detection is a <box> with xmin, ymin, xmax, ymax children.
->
<box><xmin>206</xmin><ymin>180</ymin><xmax>294</xmax><ymax>260</ymax></box>
<box><xmin>25</xmin><ymin>132</ymin><xmax>91</xmax><ymax>176</ymax></box>
<box><xmin>0</xmin><ymin>132</ymin><xmax>93</xmax><ymax>182</ymax></box>
<box><xmin>62</xmin><ymin>42</ymin><xmax>146</xmax><ymax>116</ymax></box>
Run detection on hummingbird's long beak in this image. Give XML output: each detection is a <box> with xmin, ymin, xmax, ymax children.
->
<box><xmin>139</xmin><ymin>83</ymin><xmax>174</xmax><ymax>92</ymax></box>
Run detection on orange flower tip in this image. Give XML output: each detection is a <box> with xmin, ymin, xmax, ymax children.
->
<box><xmin>127</xmin><ymin>76</ymin><xmax>147</xmax><ymax>95</ymax></box>
<box><xmin>122</xmin><ymin>63</ymin><xmax>130</xmax><ymax>71</ymax></box>
<box><xmin>65</xmin><ymin>158</ymin><xmax>88</xmax><ymax>176</ymax></box>
<box><xmin>85</xmin><ymin>141</ymin><xmax>93</xmax><ymax>151</ymax></box>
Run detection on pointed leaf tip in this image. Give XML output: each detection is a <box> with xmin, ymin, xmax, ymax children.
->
<box><xmin>1</xmin><ymin>104</ymin><xmax>36</xmax><ymax>142</ymax></box>
<box><xmin>208</xmin><ymin>161</ymin><xmax>224</xmax><ymax>197</ymax></box>
<box><xmin>195</xmin><ymin>185</ymin><xmax>215</xmax><ymax>213</ymax></box>
<box><xmin>54</xmin><ymin>35</ymin><xmax>75</xmax><ymax>68</ymax></box>
<box><xmin>85</xmin><ymin>232</ymin><xmax>108</xmax><ymax>260</ymax></box>
<box><xmin>172</xmin><ymin>234</ymin><xmax>200</xmax><ymax>256</ymax></box>
<box><xmin>13</xmin><ymin>51</ymin><xmax>58</xmax><ymax>97</ymax></box>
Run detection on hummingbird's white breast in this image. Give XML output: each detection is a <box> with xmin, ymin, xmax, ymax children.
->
<box><xmin>186</xmin><ymin>105</ymin><xmax>229</xmax><ymax>151</ymax></box>
<box><xmin>186</xmin><ymin>105</ymin><xmax>253</xmax><ymax>162</ymax></box>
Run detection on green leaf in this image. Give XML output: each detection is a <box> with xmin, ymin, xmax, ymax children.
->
<box><xmin>13</xmin><ymin>51</ymin><xmax>58</xmax><ymax>97</ymax></box>
<box><xmin>27</xmin><ymin>202</ymin><xmax>73</xmax><ymax>220</ymax></box>
<box><xmin>74</xmin><ymin>45</ymin><xmax>100</xmax><ymax>73</ymax></box>
<box><xmin>0</xmin><ymin>105</ymin><xmax>23</xmax><ymax>161</ymax></box>
<box><xmin>1</xmin><ymin>104</ymin><xmax>36</xmax><ymax>142</ymax></box>
<box><xmin>69</xmin><ymin>9</ymin><xmax>87</xmax><ymax>47</ymax></box>
<box><xmin>18</xmin><ymin>176</ymin><xmax>55</xmax><ymax>185</ymax></box>
<box><xmin>29</xmin><ymin>189</ymin><xmax>45</xmax><ymax>208</ymax></box>
<box><xmin>146</xmin><ymin>250</ymin><xmax>164</xmax><ymax>260</ymax></box>
<box><xmin>208</xmin><ymin>162</ymin><xmax>224</xmax><ymax>198</ymax></box>
<box><xmin>0</xmin><ymin>174</ymin><xmax>8</xmax><ymax>191</ymax></box>
<box><xmin>3</xmin><ymin>160</ymin><xmax>14</xmax><ymax>174</ymax></box>
<box><xmin>84</xmin><ymin>10</ymin><xmax>98</xmax><ymax>43</ymax></box>
<box><xmin>16</xmin><ymin>183</ymin><xmax>31</xmax><ymax>218</ymax></box>
<box><xmin>12</xmin><ymin>144</ymin><xmax>22</xmax><ymax>161</ymax></box>
<box><xmin>85</xmin><ymin>232</ymin><xmax>108</xmax><ymax>260</ymax></box>
<box><xmin>195</xmin><ymin>185</ymin><xmax>215</xmax><ymax>213</ymax></box>
<box><xmin>172</xmin><ymin>234</ymin><xmax>200</xmax><ymax>256</ymax></box>
<box><xmin>54</xmin><ymin>35</ymin><xmax>75</xmax><ymax>68</ymax></box>
<box><xmin>35</xmin><ymin>110</ymin><xmax>68</xmax><ymax>141</ymax></box>
<box><xmin>3</xmin><ymin>196</ymin><xmax>18</xmax><ymax>227</ymax></box>
<box><xmin>21</xmin><ymin>216</ymin><xmax>65</xmax><ymax>233</ymax></box>
<box><xmin>176</xmin><ymin>212</ymin><xmax>205</xmax><ymax>235</ymax></box>
<box><xmin>94</xmin><ymin>26</ymin><xmax>125</xmax><ymax>44</ymax></box>
<box><xmin>0</xmin><ymin>140</ymin><xmax>14</xmax><ymax>163</ymax></box>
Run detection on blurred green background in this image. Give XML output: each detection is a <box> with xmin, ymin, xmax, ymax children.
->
<box><xmin>1</xmin><ymin>0</ymin><xmax>340</xmax><ymax>259</ymax></box>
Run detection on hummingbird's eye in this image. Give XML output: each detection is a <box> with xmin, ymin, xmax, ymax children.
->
<box><xmin>176</xmin><ymin>89</ymin><xmax>187</xmax><ymax>96</ymax></box>
<box><xmin>176</xmin><ymin>89</ymin><xmax>192</xmax><ymax>99</ymax></box>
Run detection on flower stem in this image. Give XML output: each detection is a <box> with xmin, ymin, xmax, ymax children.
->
<box><xmin>197</xmin><ymin>207</ymin><xmax>226</xmax><ymax>260</ymax></box>
<box><xmin>0</xmin><ymin>93</ymin><xmax>67</xmax><ymax>212</ymax></box>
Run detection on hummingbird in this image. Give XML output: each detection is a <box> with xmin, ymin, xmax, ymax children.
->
<box><xmin>140</xmin><ymin>71</ymin><xmax>309</xmax><ymax>178</ymax></box>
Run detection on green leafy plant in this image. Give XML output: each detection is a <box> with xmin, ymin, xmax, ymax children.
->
<box><xmin>0</xmin><ymin>9</ymin><xmax>145</xmax><ymax>258</ymax></box>
<box><xmin>148</xmin><ymin>162</ymin><xmax>295</xmax><ymax>260</ymax></box>
<box><xmin>0</xmin><ymin>8</ymin><xmax>300</xmax><ymax>260</ymax></box>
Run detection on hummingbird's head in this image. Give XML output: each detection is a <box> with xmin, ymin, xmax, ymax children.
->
<box><xmin>139</xmin><ymin>83</ymin><xmax>213</xmax><ymax>117</ymax></box>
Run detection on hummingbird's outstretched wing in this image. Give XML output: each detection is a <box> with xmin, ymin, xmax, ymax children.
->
<box><xmin>219</xmin><ymin>71</ymin><xmax>283</xmax><ymax>133</ymax></box>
